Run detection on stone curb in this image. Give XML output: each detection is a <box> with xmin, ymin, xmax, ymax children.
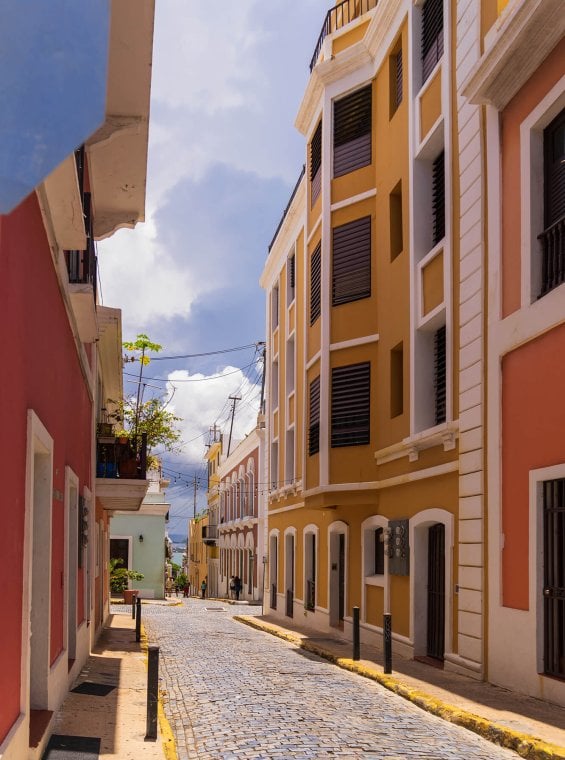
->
<box><xmin>140</xmin><ymin>626</ymin><xmax>179</xmax><ymax>760</ymax></box>
<box><xmin>234</xmin><ymin>615</ymin><xmax>565</xmax><ymax>760</ymax></box>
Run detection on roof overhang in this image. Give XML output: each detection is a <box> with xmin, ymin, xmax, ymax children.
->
<box><xmin>96</xmin><ymin>478</ymin><xmax>150</xmax><ymax>513</ymax></box>
<box><xmin>87</xmin><ymin>0</ymin><xmax>155</xmax><ymax>240</ymax></box>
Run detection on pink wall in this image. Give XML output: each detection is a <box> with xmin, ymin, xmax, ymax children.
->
<box><xmin>0</xmin><ymin>192</ymin><xmax>92</xmax><ymax>742</ymax></box>
<box><xmin>501</xmin><ymin>322</ymin><xmax>565</xmax><ymax>609</ymax></box>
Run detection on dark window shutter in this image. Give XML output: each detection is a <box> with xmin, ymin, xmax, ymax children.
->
<box><xmin>310</xmin><ymin>243</ymin><xmax>322</xmax><ymax>325</ymax></box>
<box><xmin>395</xmin><ymin>49</ymin><xmax>403</xmax><ymax>109</ymax></box>
<box><xmin>422</xmin><ymin>0</ymin><xmax>444</xmax><ymax>83</ymax></box>
<box><xmin>308</xmin><ymin>377</ymin><xmax>321</xmax><ymax>456</ymax></box>
<box><xmin>434</xmin><ymin>325</ymin><xmax>446</xmax><ymax>425</ymax></box>
<box><xmin>374</xmin><ymin>528</ymin><xmax>384</xmax><ymax>575</ymax></box>
<box><xmin>289</xmin><ymin>254</ymin><xmax>296</xmax><ymax>291</ymax></box>
<box><xmin>544</xmin><ymin>108</ymin><xmax>565</xmax><ymax>228</ymax></box>
<box><xmin>334</xmin><ymin>85</ymin><xmax>372</xmax><ymax>177</ymax></box>
<box><xmin>310</xmin><ymin>121</ymin><xmax>322</xmax><ymax>204</ymax></box>
<box><xmin>432</xmin><ymin>151</ymin><xmax>445</xmax><ymax>246</ymax></box>
<box><xmin>331</xmin><ymin>362</ymin><xmax>371</xmax><ymax>447</ymax></box>
<box><xmin>332</xmin><ymin>216</ymin><xmax>371</xmax><ymax>306</ymax></box>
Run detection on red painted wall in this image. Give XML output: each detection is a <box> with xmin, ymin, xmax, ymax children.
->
<box><xmin>500</xmin><ymin>40</ymin><xmax>565</xmax><ymax>317</ymax></box>
<box><xmin>0</xmin><ymin>193</ymin><xmax>92</xmax><ymax>742</ymax></box>
<box><xmin>501</xmin><ymin>322</ymin><xmax>565</xmax><ymax>609</ymax></box>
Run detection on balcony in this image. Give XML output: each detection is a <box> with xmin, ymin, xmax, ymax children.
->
<box><xmin>65</xmin><ymin>191</ymin><xmax>98</xmax><ymax>343</ymax></box>
<box><xmin>539</xmin><ymin>216</ymin><xmax>565</xmax><ymax>298</ymax></box>
<box><xmin>95</xmin><ymin>431</ymin><xmax>149</xmax><ymax>512</ymax></box>
<box><xmin>202</xmin><ymin>525</ymin><xmax>218</xmax><ymax>545</ymax></box>
<box><xmin>310</xmin><ymin>0</ymin><xmax>378</xmax><ymax>72</ymax></box>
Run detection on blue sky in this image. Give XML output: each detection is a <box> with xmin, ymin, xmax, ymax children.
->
<box><xmin>98</xmin><ymin>0</ymin><xmax>327</xmax><ymax>534</ymax></box>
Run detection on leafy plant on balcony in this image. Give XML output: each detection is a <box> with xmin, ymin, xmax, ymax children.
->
<box><xmin>109</xmin><ymin>558</ymin><xmax>144</xmax><ymax>594</ymax></box>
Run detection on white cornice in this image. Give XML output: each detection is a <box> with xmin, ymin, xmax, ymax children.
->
<box><xmin>295</xmin><ymin>0</ymin><xmax>406</xmax><ymax>137</ymax></box>
<box><xmin>462</xmin><ymin>0</ymin><xmax>565</xmax><ymax>109</ymax></box>
<box><xmin>260</xmin><ymin>178</ymin><xmax>306</xmax><ymax>289</ymax></box>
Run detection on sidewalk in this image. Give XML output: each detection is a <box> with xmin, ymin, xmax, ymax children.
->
<box><xmin>235</xmin><ymin>612</ymin><xmax>565</xmax><ymax>760</ymax></box>
<box><xmin>44</xmin><ymin>613</ymin><xmax>174</xmax><ymax>760</ymax></box>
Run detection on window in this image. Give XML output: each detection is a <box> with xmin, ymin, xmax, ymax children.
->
<box><xmin>308</xmin><ymin>377</ymin><xmax>321</xmax><ymax>456</ymax></box>
<box><xmin>390</xmin><ymin>342</ymin><xmax>404</xmax><ymax>418</ymax></box>
<box><xmin>310</xmin><ymin>120</ymin><xmax>322</xmax><ymax>205</ymax></box>
<box><xmin>421</xmin><ymin>0</ymin><xmax>443</xmax><ymax>84</ymax></box>
<box><xmin>248</xmin><ymin>471</ymin><xmax>255</xmax><ymax>516</ymax></box>
<box><xmin>286</xmin><ymin>337</ymin><xmax>295</xmax><ymax>394</ymax></box>
<box><xmin>389</xmin><ymin>181</ymin><xmax>403</xmax><ymax>260</ymax></box>
<box><xmin>285</xmin><ymin>429</ymin><xmax>295</xmax><ymax>483</ymax></box>
<box><xmin>334</xmin><ymin>85</ymin><xmax>372</xmax><ymax>177</ymax></box>
<box><xmin>271</xmin><ymin>442</ymin><xmax>278</xmax><ymax>490</ymax></box>
<box><xmin>332</xmin><ymin>216</ymin><xmax>371</xmax><ymax>306</ymax></box>
<box><xmin>434</xmin><ymin>325</ymin><xmax>446</xmax><ymax>425</ymax></box>
<box><xmin>271</xmin><ymin>360</ymin><xmax>279</xmax><ymax>410</ymax></box>
<box><xmin>287</xmin><ymin>252</ymin><xmax>296</xmax><ymax>304</ymax></box>
<box><xmin>390</xmin><ymin>47</ymin><xmax>403</xmax><ymax>117</ymax></box>
<box><xmin>272</xmin><ymin>284</ymin><xmax>279</xmax><ymax>329</ymax></box>
<box><xmin>310</xmin><ymin>242</ymin><xmax>322</xmax><ymax>325</ymax></box>
<box><xmin>539</xmin><ymin>108</ymin><xmax>565</xmax><ymax>297</ymax></box>
<box><xmin>331</xmin><ymin>362</ymin><xmax>371</xmax><ymax>447</ymax></box>
<box><xmin>432</xmin><ymin>151</ymin><xmax>445</xmax><ymax>247</ymax></box>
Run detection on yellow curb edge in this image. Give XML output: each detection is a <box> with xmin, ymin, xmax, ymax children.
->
<box><xmin>140</xmin><ymin>625</ymin><xmax>179</xmax><ymax>760</ymax></box>
<box><xmin>234</xmin><ymin>615</ymin><xmax>565</xmax><ymax>760</ymax></box>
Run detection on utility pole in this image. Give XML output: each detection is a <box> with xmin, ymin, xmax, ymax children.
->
<box><xmin>209</xmin><ymin>422</ymin><xmax>220</xmax><ymax>442</ymax></box>
<box><xmin>227</xmin><ymin>395</ymin><xmax>241</xmax><ymax>457</ymax></box>
<box><xmin>193</xmin><ymin>475</ymin><xmax>198</xmax><ymax>519</ymax></box>
<box><xmin>259</xmin><ymin>344</ymin><xmax>266</xmax><ymax>414</ymax></box>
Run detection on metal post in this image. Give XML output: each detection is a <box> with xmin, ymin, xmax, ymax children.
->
<box><xmin>132</xmin><ymin>593</ymin><xmax>136</xmax><ymax>619</ymax></box>
<box><xmin>383</xmin><ymin>612</ymin><xmax>392</xmax><ymax>674</ymax></box>
<box><xmin>352</xmin><ymin>606</ymin><xmax>360</xmax><ymax>661</ymax></box>
<box><xmin>146</xmin><ymin>645</ymin><xmax>159</xmax><ymax>740</ymax></box>
<box><xmin>135</xmin><ymin>597</ymin><xmax>142</xmax><ymax>643</ymax></box>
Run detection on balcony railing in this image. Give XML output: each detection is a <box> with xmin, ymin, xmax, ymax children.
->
<box><xmin>539</xmin><ymin>216</ymin><xmax>565</xmax><ymax>297</ymax></box>
<box><xmin>96</xmin><ymin>432</ymin><xmax>147</xmax><ymax>480</ymax></box>
<box><xmin>309</xmin><ymin>0</ymin><xmax>378</xmax><ymax>72</ymax></box>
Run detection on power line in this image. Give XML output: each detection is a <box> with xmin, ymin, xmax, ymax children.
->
<box><xmin>149</xmin><ymin>342</ymin><xmax>264</xmax><ymax>361</ymax></box>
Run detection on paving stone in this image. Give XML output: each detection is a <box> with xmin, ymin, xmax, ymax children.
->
<box><xmin>120</xmin><ymin>601</ymin><xmax>517</xmax><ymax>759</ymax></box>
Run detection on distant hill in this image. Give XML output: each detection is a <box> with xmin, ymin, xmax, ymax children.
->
<box><xmin>168</xmin><ymin>533</ymin><xmax>187</xmax><ymax>544</ymax></box>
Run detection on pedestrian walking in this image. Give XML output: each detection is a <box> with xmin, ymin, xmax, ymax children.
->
<box><xmin>165</xmin><ymin>577</ymin><xmax>173</xmax><ymax>598</ymax></box>
<box><xmin>229</xmin><ymin>576</ymin><xmax>236</xmax><ymax>599</ymax></box>
<box><xmin>201</xmin><ymin>578</ymin><xmax>207</xmax><ymax>599</ymax></box>
<box><xmin>234</xmin><ymin>575</ymin><xmax>241</xmax><ymax>601</ymax></box>
<box><xmin>183</xmin><ymin>581</ymin><xmax>190</xmax><ymax>598</ymax></box>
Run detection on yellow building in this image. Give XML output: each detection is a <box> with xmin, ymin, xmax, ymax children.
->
<box><xmin>188</xmin><ymin>514</ymin><xmax>210</xmax><ymax>598</ymax></box>
<box><xmin>261</xmin><ymin>0</ymin><xmax>483</xmax><ymax>678</ymax></box>
<box><xmin>204</xmin><ymin>434</ymin><xmax>222</xmax><ymax>597</ymax></box>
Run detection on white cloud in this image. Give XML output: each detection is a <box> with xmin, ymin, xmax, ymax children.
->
<box><xmin>165</xmin><ymin>365</ymin><xmax>261</xmax><ymax>464</ymax></box>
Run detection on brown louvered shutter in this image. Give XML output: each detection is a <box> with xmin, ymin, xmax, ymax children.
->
<box><xmin>334</xmin><ymin>85</ymin><xmax>372</xmax><ymax>177</ymax></box>
<box><xmin>331</xmin><ymin>362</ymin><xmax>371</xmax><ymax>447</ymax></box>
<box><xmin>308</xmin><ymin>376</ymin><xmax>321</xmax><ymax>456</ymax></box>
<box><xmin>434</xmin><ymin>325</ymin><xmax>446</xmax><ymax>425</ymax></box>
<box><xmin>422</xmin><ymin>0</ymin><xmax>443</xmax><ymax>83</ymax></box>
<box><xmin>395</xmin><ymin>49</ymin><xmax>403</xmax><ymax>109</ymax></box>
<box><xmin>289</xmin><ymin>254</ymin><xmax>296</xmax><ymax>290</ymax></box>
<box><xmin>310</xmin><ymin>243</ymin><xmax>322</xmax><ymax>325</ymax></box>
<box><xmin>432</xmin><ymin>151</ymin><xmax>445</xmax><ymax>246</ymax></box>
<box><xmin>540</xmin><ymin>109</ymin><xmax>565</xmax><ymax>296</ymax></box>
<box><xmin>332</xmin><ymin>216</ymin><xmax>371</xmax><ymax>306</ymax></box>
<box><xmin>310</xmin><ymin>121</ymin><xmax>322</xmax><ymax>204</ymax></box>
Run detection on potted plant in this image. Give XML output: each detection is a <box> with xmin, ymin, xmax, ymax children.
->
<box><xmin>109</xmin><ymin>558</ymin><xmax>144</xmax><ymax>603</ymax></box>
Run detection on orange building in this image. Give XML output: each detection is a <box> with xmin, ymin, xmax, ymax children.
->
<box><xmin>465</xmin><ymin>0</ymin><xmax>565</xmax><ymax>704</ymax></box>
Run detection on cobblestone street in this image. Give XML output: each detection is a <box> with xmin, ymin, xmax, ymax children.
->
<box><xmin>134</xmin><ymin>599</ymin><xmax>517</xmax><ymax>760</ymax></box>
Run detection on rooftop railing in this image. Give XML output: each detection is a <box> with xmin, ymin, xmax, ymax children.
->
<box><xmin>310</xmin><ymin>0</ymin><xmax>378</xmax><ymax>72</ymax></box>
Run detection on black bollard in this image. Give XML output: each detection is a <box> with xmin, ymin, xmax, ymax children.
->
<box><xmin>146</xmin><ymin>645</ymin><xmax>159</xmax><ymax>740</ymax></box>
<box><xmin>383</xmin><ymin>612</ymin><xmax>392</xmax><ymax>674</ymax></box>
<box><xmin>132</xmin><ymin>593</ymin><xmax>136</xmax><ymax>619</ymax></box>
<box><xmin>135</xmin><ymin>597</ymin><xmax>142</xmax><ymax>643</ymax></box>
<box><xmin>352</xmin><ymin>606</ymin><xmax>360</xmax><ymax>661</ymax></box>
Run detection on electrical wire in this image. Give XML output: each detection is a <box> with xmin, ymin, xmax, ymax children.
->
<box><xmin>123</xmin><ymin>360</ymin><xmax>261</xmax><ymax>384</ymax></box>
<box><xmin>149</xmin><ymin>342</ymin><xmax>263</xmax><ymax>361</ymax></box>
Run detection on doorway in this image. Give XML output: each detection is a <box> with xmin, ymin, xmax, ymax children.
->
<box><xmin>427</xmin><ymin>523</ymin><xmax>445</xmax><ymax>660</ymax></box>
<box><xmin>543</xmin><ymin>478</ymin><xmax>565</xmax><ymax>678</ymax></box>
<box><xmin>329</xmin><ymin>528</ymin><xmax>346</xmax><ymax>628</ymax></box>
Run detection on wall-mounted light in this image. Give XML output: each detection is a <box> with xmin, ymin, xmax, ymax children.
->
<box><xmin>139</xmin><ymin>534</ymin><xmax>144</xmax><ymax>543</ymax></box>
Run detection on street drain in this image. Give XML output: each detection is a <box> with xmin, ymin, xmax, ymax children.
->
<box><xmin>71</xmin><ymin>682</ymin><xmax>115</xmax><ymax>697</ymax></box>
<box><xmin>205</xmin><ymin>607</ymin><xmax>226</xmax><ymax>611</ymax></box>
